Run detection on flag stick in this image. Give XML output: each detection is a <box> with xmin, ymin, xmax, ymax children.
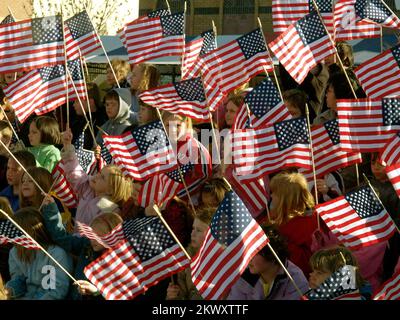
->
<box><xmin>83</xmin><ymin>6</ymin><xmax>120</xmax><ymax>88</ymax></box>
<box><xmin>155</xmin><ymin>109</ymin><xmax>198</xmax><ymax>215</ymax></box>
<box><xmin>310</xmin><ymin>0</ymin><xmax>358</xmax><ymax>99</ymax></box>
<box><xmin>0</xmin><ymin>140</ymin><xmax>48</xmax><ymax>196</ymax></box>
<box><xmin>96</xmin><ymin>125</ymin><xmax>108</xmax><ymax>136</ymax></box>
<box><xmin>153</xmin><ymin>205</ymin><xmax>191</xmax><ymax>260</ymax></box>
<box><xmin>306</xmin><ymin>103</ymin><xmax>320</xmax><ymax>230</ymax></box>
<box><xmin>380</xmin><ymin>26</ymin><xmax>384</xmax><ymax>53</ymax></box>
<box><xmin>0</xmin><ymin>208</ymin><xmax>78</xmax><ymax>283</ymax></box>
<box><xmin>257</xmin><ymin>17</ymin><xmax>283</xmax><ymax>100</ymax></box>
<box><xmin>380</xmin><ymin>0</ymin><xmax>400</xmax><ymax>21</ymax></box>
<box><xmin>181</xmin><ymin>1</ymin><xmax>187</xmax><ymax>79</ymax></box>
<box><xmin>38</xmin><ymin>178</ymin><xmax>59</xmax><ymax>211</ymax></box>
<box><xmin>208</xmin><ymin>112</ymin><xmax>222</xmax><ymax>167</ymax></box>
<box><xmin>0</xmin><ymin>107</ymin><xmax>19</xmax><ymax>141</ymax></box>
<box><xmin>362</xmin><ymin>174</ymin><xmax>400</xmax><ymax>234</ymax></box>
<box><xmin>60</xmin><ymin>8</ymin><xmax>70</xmax><ymax>129</ymax></box>
<box><xmin>266</xmin><ymin>242</ymin><xmax>305</xmax><ymax>298</ymax></box>
<box><xmin>165</xmin><ymin>0</ymin><xmax>171</xmax><ymax>12</ymax></box>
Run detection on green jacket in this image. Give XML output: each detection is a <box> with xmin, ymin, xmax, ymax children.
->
<box><xmin>28</xmin><ymin>144</ymin><xmax>61</xmax><ymax>173</ymax></box>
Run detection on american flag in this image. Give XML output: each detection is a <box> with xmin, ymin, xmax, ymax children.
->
<box><xmin>3</xmin><ymin>59</ymin><xmax>86</xmax><ymax>123</ymax></box>
<box><xmin>354</xmin><ymin>43</ymin><xmax>400</xmax><ymax>99</ymax></box>
<box><xmin>233</xmin><ymin>117</ymin><xmax>312</xmax><ymax>182</ymax></box>
<box><xmin>83</xmin><ymin>217</ymin><xmax>190</xmax><ymax>300</ymax></box>
<box><xmin>139</xmin><ymin>77</ymin><xmax>209</xmax><ymax>121</ymax></box>
<box><xmin>100</xmin><ymin>141</ymin><xmax>113</xmax><ymax>165</ymax></box>
<box><xmin>306</xmin><ymin>265</ymin><xmax>361</xmax><ymax>300</ymax></box>
<box><xmin>240</xmin><ymin>76</ymin><xmax>291</xmax><ymax>129</ymax></box>
<box><xmin>385</xmin><ymin>162</ymin><xmax>400</xmax><ymax>198</ymax></box>
<box><xmin>0</xmin><ymin>15</ymin><xmax>65</xmax><ymax>73</ymax></box>
<box><xmin>299</xmin><ymin>119</ymin><xmax>362</xmax><ymax>180</ymax></box>
<box><xmin>272</xmin><ymin>0</ymin><xmax>334</xmax><ymax>34</ymax></box>
<box><xmin>269</xmin><ymin>11</ymin><xmax>336</xmax><ymax>84</ymax></box>
<box><xmin>0</xmin><ymin>220</ymin><xmax>40</xmax><ymax>249</ymax></box>
<box><xmin>64</xmin><ymin>10</ymin><xmax>101</xmax><ymax>59</ymax></box>
<box><xmin>0</xmin><ymin>14</ymin><xmax>15</xmax><ymax>25</ymax></box>
<box><xmin>355</xmin><ymin>0</ymin><xmax>400</xmax><ymax>30</ymax></box>
<box><xmin>103</xmin><ymin>120</ymin><xmax>178</xmax><ymax>181</ymax></box>
<box><xmin>334</xmin><ymin>0</ymin><xmax>381</xmax><ymax>41</ymax></box>
<box><xmin>337</xmin><ymin>98</ymin><xmax>400</xmax><ymax>153</ymax></box>
<box><xmin>315</xmin><ymin>185</ymin><xmax>397</xmax><ymax>250</ymax></box>
<box><xmin>191</xmin><ymin>190</ymin><xmax>269</xmax><ymax>300</ymax></box>
<box><xmin>120</xmin><ymin>12</ymin><xmax>184</xmax><ymax>65</ymax></box>
<box><xmin>379</xmin><ymin>132</ymin><xmax>400</xmax><ymax>166</ymax></box>
<box><xmin>200</xmin><ymin>28</ymin><xmax>273</xmax><ymax>111</ymax></box>
<box><xmin>118</xmin><ymin>9</ymin><xmax>171</xmax><ymax>48</ymax></box>
<box><xmin>182</xmin><ymin>29</ymin><xmax>217</xmax><ymax>80</ymax></box>
<box><xmin>76</xmin><ymin>148</ymin><xmax>101</xmax><ymax>176</ymax></box>
<box><xmin>51</xmin><ymin>161</ymin><xmax>79</xmax><ymax>209</ymax></box>
<box><xmin>373</xmin><ymin>269</ymin><xmax>400</xmax><ymax>300</ymax></box>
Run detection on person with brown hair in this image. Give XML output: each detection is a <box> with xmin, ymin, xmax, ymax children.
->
<box><xmin>0</xmin><ymin>120</ymin><xmax>13</xmax><ymax>191</ymax></box>
<box><xmin>4</xmin><ymin>207</ymin><xmax>73</xmax><ymax>300</ymax></box>
<box><xmin>282</xmin><ymin>89</ymin><xmax>307</xmax><ymax>118</ymax></box>
<box><xmin>199</xmin><ymin>177</ymin><xmax>231</xmax><ymax>208</ymax></box>
<box><xmin>137</xmin><ymin>100</ymin><xmax>158</xmax><ymax>126</ymax></box>
<box><xmin>27</xmin><ymin>116</ymin><xmax>61</xmax><ymax>172</ymax></box>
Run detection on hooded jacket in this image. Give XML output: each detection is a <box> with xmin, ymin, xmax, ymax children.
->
<box><xmin>96</xmin><ymin>88</ymin><xmax>135</xmax><ymax>145</ymax></box>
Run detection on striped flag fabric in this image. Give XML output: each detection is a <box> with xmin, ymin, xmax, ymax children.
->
<box><xmin>0</xmin><ymin>15</ymin><xmax>65</xmax><ymax>73</ymax></box>
<box><xmin>3</xmin><ymin>59</ymin><xmax>86</xmax><ymax>123</ymax></box>
<box><xmin>233</xmin><ymin>117</ymin><xmax>312</xmax><ymax>182</ymax></box>
<box><xmin>315</xmin><ymin>185</ymin><xmax>397</xmax><ymax>250</ymax></box>
<box><xmin>269</xmin><ymin>12</ymin><xmax>336</xmax><ymax>84</ymax></box>
<box><xmin>120</xmin><ymin>12</ymin><xmax>184</xmax><ymax>65</ymax></box>
<box><xmin>139</xmin><ymin>77</ymin><xmax>210</xmax><ymax>121</ymax></box>
<box><xmin>305</xmin><ymin>265</ymin><xmax>361</xmax><ymax>300</ymax></box>
<box><xmin>103</xmin><ymin>120</ymin><xmax>178</xmax><ymax>181</ymax></box>
<box><xmin>0</xmin><ymin>15</ymin><xmax>15</xmax><ymax>25</ymax></box>
<box><xmin>83</xmin><ymin>217</ymin><xmax>190</xmax><ymax>300</ymax></box>
<box><xmin>385</xmin><ymin>162</ymin><xmax>400</xmax><ymax>198</ymax></box>
<box><xmin>354</xmin><ymin>0</ymin><xmax>400</xmax><ymax>30</ymax></box>
<box><xmin>299</xmin><ymin>119</ymin><xmax>362</xmax><ymax>180</ymax></box>
<box><xmin>242</xmin><ymin>76</ymin><xmax>291</xmax><ymax>128</ymax></box>
<box><xmin>191</xmin><ymin>190</ymin><xmax>269</xmax><ymax>300</ymax></box>
<box><xmin>51</xmin><ymin>161</ymin><xmax>79</xmax><ymax>209</ymax></box>
<box><xmin>373</xmin><ymin>269</ymin><xmax>400</xmax><ymax>300</ymax></box>
<box><xmin>0</xmin><ymin>220</ymin><xmax>40</xmax><ymax>249</ymax></box>
<box><xmin>272</xmin><ymin>0</ymin><xmax>334</xmax><ymax>34</ymax></box>
<box><xmin>182</xmin><ymin>29</ymin><xmax>217</xmax><ymax>80</ymax></box>
<box><xmin>337</xmin><ymin>98</ymin><xmax>400</xmax><ymax>152</ymax></box>
<box><xmin>334</xmin><ymin>0</ymin><xmax>381</xmax><ymax>41</ymax></box>
<box><xmin>354</xmin><ymin>43</ymin><xmax>400</xmax><ymax>99</ymax></box>
<box><xmin>200</xmin><ymin>28</ymin><xmax>273</xmax><ymax>111</ymax></box>
<box><xmin>379</xmin><ymin>132</ymin><xmax>400</xmax><ymax>166</ymax></box>
<box><xmin>64</xmin><ymin>10</ymin><xmax>101</xmax><ymax>59</ymax></box>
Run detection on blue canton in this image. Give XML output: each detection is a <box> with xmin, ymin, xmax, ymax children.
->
<box><xmin>345</xmin><ymin>186</ymin><xmax>384</xmax><ymax>219</ymax></box>
<box><xmin>274</xmin><ymin>117</ymin><xmax>310</xmax><ymax>151</ymax></box>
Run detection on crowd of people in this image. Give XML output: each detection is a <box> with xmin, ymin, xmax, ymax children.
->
<box><xmin>0</xmin><ymin>40</ymin><xmax>399</xmax><ymax>301</ymax></box>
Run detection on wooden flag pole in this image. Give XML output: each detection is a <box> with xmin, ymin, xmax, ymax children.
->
<box><xmin>0</xmin><ymin>208</ymin><xmax>78</xmax><ymax>283</ymax></box>
<box><xmin>38</xmin><ymin>179</ymin><xmax>59</xmax><ymax>211</ymax></box>
<box><xmin>380</xmin><ymin>26</ymin><xmax>384</xmax><ymax>53</ymax></box>
<box><xmin>60</xmin><ymin>8</ymin><xmax>70</xmax><ymax>130</ymax></box>
<box><xmin>83</xmin><ymin>6</ymin><xmax>120</xmax><ymax>88</ymax></box>
<box><xmin>362</xmin><ymin>174</ymin><xmax>400</xmax><ymax>234</ymax></box>
<box><xmin>181</xmin><ymin>1</ymin><xmax>187</xmax><ymax>79</ymax></box>
<box><xmin>257</xmin><ymin>17</ymin><xmax>283</xmax><ymax>100</ymax></box>
<box><xmin>0</xmin><ymin>107</ymin><xmax>19</xmax><ymax>141</ymax></box>
<box><xmin>165</xmin><ymin>0</ymin><xmax>171</xmax><ymax>12</ymax></box>
<box><xmin>153</xmin><ymin>204</ymin><xmax>191</xmax><ymax>260</ymax></box>
<box><xmin>306</xmin><ymin>103</ymin><xmax>320</xmax><ymax>230</ymax></box>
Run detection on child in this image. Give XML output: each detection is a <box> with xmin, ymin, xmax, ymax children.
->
<box><xmin>0</xmin><ymin>197</ymin><xmax>13</xmax><ymax>283</ymax></box>
<box><xmin>223</xmin><ymin>94</ymin><xmax>244</xmax><ymax>129</ymax></box>
<box><xmin>99</xmin><ymin>59</ymin><xmax>131</xmax><ymax>102</ymax></box>
<box><xmin>199</xmin><ymin>178</ymin><xmax>230</xmax><ymax>208</ymax></box>
<box><xmin>27</xmin><ymin>116</ymin><xmax>61</xmax><ymax>172</ymax></box>
<box><xmin>41</xmin><ymin>195</ymin><xmax>123</xmax><ymax>300</ymax></box>
<box><xmin>95</xmin><ymin>88</ymin><xmax>134</xmax><ymax>146</ymax></box>
<box><xmin>5</xmin><ymin>207</ymin><xmax>73</xmax><ymax>300</ymax></box>
<box><xmin>282</xmin><ymin>89</ymin><xmax>307</xmax><ymax>118</ymax></box>
<box><xmin>268</xmin><ymin>172</ymin><xmax>318</xmax><ymax>276</ymax></box>
<box><xmin>166</xmin><ymin>207</ymin><xmax>215</xmax><ymax>300</ymax></box>
<box><xmin>309</xmin><ymin>246</ymin><xmax>371</xmax><ymax>299</ymax></box>
<box><xmin>137</xmin><ymin>100</ymin><xmax>158</xmax><ymax>126</ymax></box>
<box><xmin>19</xmin><ymin>167</ymin><xmax>73</xmax><ymax>233</ymax></box>
<box><xmin>0</xmin><ymin>120</ymin><xmax>13</xmax><ymax>190</ymax></box>
<box><xmin>63</xmin><ymin>128</ymin><xmax>132</xmax><ymax>229</ymax></box>
<box><xmin>227</xmin><ymin>226</ymin><xmax>309</xmax><ymax>300</ymax></box>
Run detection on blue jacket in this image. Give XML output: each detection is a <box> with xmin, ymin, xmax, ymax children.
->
<box><xmin>0</xmin><ymin>185</ymin><xmax>19</xmax><ymax>212</ymax></box>
<box><xmin>6</xmin><ymin>245</ymin><xmax>73</xmax><ymax>300</ymax></box>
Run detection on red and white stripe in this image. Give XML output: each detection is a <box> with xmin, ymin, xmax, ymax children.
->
<box><xmin>385</xmin><ymin>163</ymin><xmax>400</xmax><ymax>198</ymax></box>
<box><xmin>52</xmin><ymin>162</ymin><xmax>78</xmax><ymax>209</ymax></box>
<box><xmin>337</xmin><ymin>99</ymin><xmax>400</xmax><ymax>152</ymax></box>
<box><xmin>373</xmin><ymin>269</ymin><xmax>400</xmax><ymax>300</ymax></box>
<box><xmin>269</xmin><ymin>16</ymin><xmax>336</xmax><ymax>84</ymax></box>
<box><xmin>316</xmin><ymin>195</ymin><xmax>397</xmax><ymax>250</ymax></box>
<box><xmin>379</xmin><ymin>133</ymin><xmax>400</xmax><ymax>166</ymax></box>
<box><xmin>334</xmin><ymin>0</ymin><xmax>380</xmax><ymax>41</ymax></box>
<box><xmin>121</xmin><ymin>14</ymin><xmax>184</xmax><ymax>65</ymax></box>
<box><xmin>354</xmin><ymin>46</ymin><xmax>400</xmax><ymax>99</ymax></box>
<box><xmin>0</xmin><ymin>18</ymin><xmax>65</xmax><ymax>73</ymax></box>
<box><xmin>182</xmin><ymin>36</ymin><xmax>204</xmax><ymax>80</ymax></box>
<box><xmin>139</xmin><ymin>173</ymin><xmax>181</xmax><ymax>208</ymax></box>
<box><xmin>191</xmin><ymin>219</ymin><xmax>268</xmax><ymax>300</ymax></box>
<box><xmin>65</xmin><ymin>25</ymin><xmax>100</xmax><ymax>58</ymax></box>
<box><xmin>84</xmin><ymin>239</ymin><xmax>190</xmax><ymax>300</ymax></box>
<box><xmin>103</xmin><ymin>131</ymin><xmax>177</xmax><ymax>181</ymax></box>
